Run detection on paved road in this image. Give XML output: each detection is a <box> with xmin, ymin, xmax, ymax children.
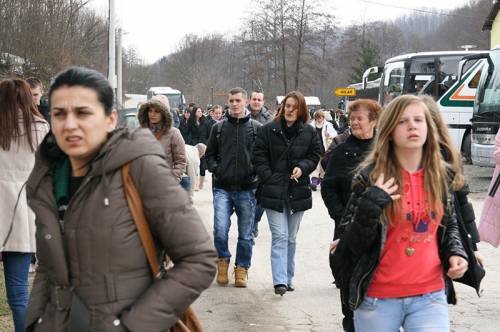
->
<box><xmin>192</xmin><ymin>172</ymin><xmax>500</xmax><ymax>332</ymax></box>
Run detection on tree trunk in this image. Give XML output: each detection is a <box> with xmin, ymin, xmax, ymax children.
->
<box><xmin>294</xmin><ymin>0</ymin><xmax>306</xmax><ymax>90</ymax></box>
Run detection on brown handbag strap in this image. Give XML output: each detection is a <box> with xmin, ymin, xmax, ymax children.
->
<box><xmin>121</xmin><ymin>163</ymin><xmax>161</xmax><ymax>278</ymax></box>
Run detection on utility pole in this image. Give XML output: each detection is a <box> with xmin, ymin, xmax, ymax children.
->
<box><xmin>117</xmin><ymin>27</ymin><xmax>123</xmax><ymax>107</ymax></box>
<box><xmin>108</xmin><ymin>0</ymin><xmax>116</xmax><ymax>90</ymax></box>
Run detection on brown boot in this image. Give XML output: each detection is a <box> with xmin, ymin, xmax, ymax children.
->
<box><xmin>234</xmin><ymin>266</ymin><xmax>248</xmax><ymax>288</ymax></box>
<box><xmin>216</xmin><ymin>259</ymin><xmax>229</xmax><ymax>285</ymax></box>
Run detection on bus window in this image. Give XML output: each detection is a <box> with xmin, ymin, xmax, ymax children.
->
<box><xmin>410</xmin><ymin>57</ymin><xmax>435</xmax><ymax>74</ymax></box>
<box><xmin>409</xmin><ymin>57</ymin><xmax>436</xmax><ymax>98</ymax></box>
<box><xmin>382</xmin><ymin>61</ymin><xmax>404</xmax><ymax>105</ymax></box>
<box><xmin>436</xmin><ymin>56</ymin><xmax>463</xmax><ymax>98</ymax></box>
<box><xmin>469</xmin><ymin>69</ymin><xmax>482</xmax><ymax>89</ymax></box>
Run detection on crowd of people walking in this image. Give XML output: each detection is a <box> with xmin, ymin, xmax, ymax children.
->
<box><xmin>0</xmin><ymin>65</ymin><xmax>498</xmax><ymax>331</ymax></box>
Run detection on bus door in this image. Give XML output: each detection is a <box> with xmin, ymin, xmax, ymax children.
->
<box><xmin>437</xmin><ymin>59</ymin><xmax>484</xmax><ymax>154</ymax></box>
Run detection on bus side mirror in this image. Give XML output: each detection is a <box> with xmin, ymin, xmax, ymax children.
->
<box><xmin>362</xmin><ymin>66</ymin><xmax>379</xmax><ymax>90</ymax></box>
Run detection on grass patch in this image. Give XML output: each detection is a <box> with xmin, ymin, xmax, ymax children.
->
<box><xmin>0</xmin><ymin>270</ymin><xmax>11</xmax><ymax>316</ymax></box>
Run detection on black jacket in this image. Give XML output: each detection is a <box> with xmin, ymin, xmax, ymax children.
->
<box><xmin>320</xmin><ymin>130</ymin><xmax>350</xmax><ymax>170</ymax></box>
<box><xmin>186</xmin><ymin>119</ymin><xmax>210</xmax><ymax>145</ymax></box>
<box><xmin>205</xmin><ymin>113</ymin><xmax>261</xmax><ymax>191</ymax></box>
<box><xmin>253</xmin><ymin>119</ymin><xmax>322</xmax><ymax>213</ymax></box>
<box><xmin>179</xmin><ymin>118</ymin><xmax>189</xmax><ymax>141</ymax></box>
<box><xmin>331</xmin><ymin>165</ymin><xmax>468</xmax><ymax>311</ymax></box>
<box><xmin>321</xmin><ymin>134</ymin><xmax>374</xmax><ymax>235</ymax></box>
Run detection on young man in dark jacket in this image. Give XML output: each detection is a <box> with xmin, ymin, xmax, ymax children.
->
<box><xmin>206</xmin><ymin>87</ymin><xmax>262</xmax><ymax>288</ymax></box>
<box><xmin>247</xmin><ymin>90</ymin><xmax>273</xmax><ymax>238</ymax></box>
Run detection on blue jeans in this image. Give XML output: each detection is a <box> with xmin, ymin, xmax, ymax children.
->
<box><xmin>180</xmin><ymin>176</ymin><xmax>190</xmax><ymax>192</ymax></box>
<box><xmin>354</xmin><ymin>290</ymin><xmax>449</xmax><ymax>332</ymax></box>
<box><xmin>213</xmin><ymin>188</ymin><xmax>256</xmax><ymax>268</ymax></box>
<box><xmin>265</xmin><ymin>207</ymin><xmax>304</xmax><ymax>286</ymax></box>
<box><xmin>2</xmin><ymin>252</ymin><xmax>31</xmax><ymax>332</ymax></box>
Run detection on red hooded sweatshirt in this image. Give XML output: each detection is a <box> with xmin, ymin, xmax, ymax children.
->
<box><xmin>367</xmin><ymin>168</ymin><xmax>444</xmax><ymax>298</ymax></box>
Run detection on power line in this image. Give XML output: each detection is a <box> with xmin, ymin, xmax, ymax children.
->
<box><xmin>356</xmin><ymin>0</ymin><xmax>474</xmax><ymax>19</ymax></box>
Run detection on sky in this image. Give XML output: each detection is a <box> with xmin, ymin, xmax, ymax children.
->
<box><xmin>89</xmin><ymin>0</ymin><xmax>472</xmax><ymax>64</ymax></box>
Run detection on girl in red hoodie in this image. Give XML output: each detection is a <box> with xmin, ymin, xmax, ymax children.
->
<box><xmin>341</xmin><ymin>95</ymin><xmax>468</xmax><ymax>332</ymax></box>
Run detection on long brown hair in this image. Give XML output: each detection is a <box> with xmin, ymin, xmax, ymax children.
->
<box><xmin>0</xmin><ymin>78</ymin><xmax>40</xmax><ymax>152</ymax></box>
<box><xmin>419</xmin><ymin>95</ymin><xmax>464</xmax><ymax>191</ymax></box>
<box><xmin>275</xmin><ymin>91</ymin><xmax>310</xmax><ymax>123</ymax></box>
<box><xmin>361</xmin><ymin>95</ymin><xmax>448</xmax><ymax>221</ymax></box>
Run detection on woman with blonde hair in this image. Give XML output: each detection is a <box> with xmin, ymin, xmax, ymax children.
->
<box><xmin>420</xmin><ymin>95</ymin><xmax>483</xmax><ymax>268</ymax></box>
<box><xmin>0</xmin><ymin>78</ymin><xmax>49</xmax><ymax>331</ymax></box>
<box><xmin>332</xmin><ymin>95</ymin><xmax>468</xmax><ymax>331</ymax></box>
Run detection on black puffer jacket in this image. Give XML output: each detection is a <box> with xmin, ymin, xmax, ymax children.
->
<box><xmin>253</xmin><ymin>119</ymin><xmax>322</xmax><ymax>213</ymax></box>
<box><xmin>332</xmin><ymin>165</ymin><xmax>468</xmax><ymax>311</ymax></box>
<box><xmin>321</xmin><ymin>134</ymin><xmax>374</xmax><ymax>237</ymax></box>
<box><xmin>205</xmin><ymin>113</ymin><xmax>261</xmax><ymax>191</ymax></box>
<box><xmin>186</xmin><ymin>119</ymin><xmax>210</xmax><ymax>146</ymax></box>
<box><xmin>455</xmin><ymin>183</ymin><xmax>479</xmax><ymax>248</ymax></box>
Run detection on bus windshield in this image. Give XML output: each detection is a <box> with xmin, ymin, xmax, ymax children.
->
<box><xmin>477</xmin><ymin>51</ymin><xmax>500</xmax><ymax>115</ymax></box>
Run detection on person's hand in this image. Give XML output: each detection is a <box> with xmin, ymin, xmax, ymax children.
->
<box><xmin>447</xmin><ymin>255</ymin><xmax>468</xmax><ymax>279</ymax></box>
<box><xmin>290</xmin><ymin>167</ymin><xmax>302</xmax><ymax>180</ymax></box>
<box><xmin>474</xmin><ymin>251</ymin><xmax>485</xmax><ymax>267</ymax></box>
<box><xmin>330</xmin><ymin>239</ymin><xmax>340</xmax><ymax>254</ymax></box>
<box><xmin>374</xmin><ymin>173</ymin><xmax>401</xmax><ymax>201</ymax></box>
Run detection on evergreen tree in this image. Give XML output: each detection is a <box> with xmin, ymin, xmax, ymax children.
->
<box><xmin>349</xmin><ymin>40</ymin><xmax>381</xmax><ymax>83</ymax></box>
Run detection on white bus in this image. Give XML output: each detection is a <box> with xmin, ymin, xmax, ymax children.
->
<box><xmin>147</xmin><ymin>86</ymin><xmax>186</xmax><ymax>110</ymax></box>
<box><xmin>363</xmin><ymin>51</ymin><xmax>486</xmax><ymax>160</ymax></box>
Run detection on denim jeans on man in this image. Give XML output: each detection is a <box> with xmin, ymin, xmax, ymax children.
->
<box><xmin>2</xmin><ymin>252</ymin><xmax>31</xmax><ymax>332</ymax></box>
<box><xmin>213</xmin><ymin>188</ymin><xmax>256</xmax><ymax>267</ymax></box>
<box><xmin>265</xmin><ymin>207</ymin><xmax>304</xmax><ymax>286</ymax></box>
<box><xmin>354</xmin><ymin>289</ymin><xmax>449</xmax><ymax>332</ymax></box>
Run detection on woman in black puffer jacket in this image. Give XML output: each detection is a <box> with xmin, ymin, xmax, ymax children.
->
<box><xmin>186</xmin><ymin>107</ymin><xmax>211</xmax><ymax>189</ymax></box>
<box><xmin>253</xmin><ymin>91</ymin><xmax>321</xmax><ymax>296</ymax></box>
<box><xmin>321</xmin><ymin>99</ymin><xmax>382</xmax><ymax>240</ymax></box>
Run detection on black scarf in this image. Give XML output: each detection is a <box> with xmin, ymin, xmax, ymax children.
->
<box><xmin>281</xmin><ymin>117</ymin><xmax>300</xmax><ymax>141</ymax></box>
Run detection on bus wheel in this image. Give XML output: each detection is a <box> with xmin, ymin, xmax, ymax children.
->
<box><xmin>462</xmin><ymin>132</ymin><xmax>472</xmax><ymax>164</ymax></box>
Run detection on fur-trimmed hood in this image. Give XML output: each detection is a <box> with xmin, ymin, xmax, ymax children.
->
<box><xmin>138</xmin><ymin>99</ymin><xmax>173</xmax><ymax>129</ymax></box>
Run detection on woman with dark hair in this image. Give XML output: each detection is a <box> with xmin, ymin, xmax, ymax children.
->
<box><xmin>0</xmin><ymin>78</ymin><xmax>49</xmax><ymax>332</ymax></box>
<box><xmin>24</xmin><ymin>66</ymin><xmax>216</xmax><ymax>331</ymax></box>
<box><xmin>187</xmin><ymin>107</ymin><xmax>211</xmax><ymax>190</ymax></box>
<box><xmin>253</xmin><ymin>91</ymin><xmax>321</xmax><ymax>295</ymax></box>
<box><xmin>179</xmin><ymin>108</ymin><xmax>191</xmax><ymax>141</ymax></box>
<box><xmin>137</xmin><ymin>99</ymin><xmax>186</xmax><ymax>183</ymax></box>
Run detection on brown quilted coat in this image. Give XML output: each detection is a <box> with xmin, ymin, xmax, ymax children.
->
<box><xmin>25</xmin><ymin>128</ymin><xmax>216</xmax><ymax>332</ymax></box>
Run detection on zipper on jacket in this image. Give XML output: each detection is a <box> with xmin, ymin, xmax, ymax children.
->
<box><xmin>235</xmin><ymin>119</ymin><xmax>239</xmax><ymax>181</ymax></box>
<box><xmin>353</xmin><ymin>259</ymin><xmax>377</xmax><ymax>308</ymax></box>
<box><xmin>61</xmin><ymin>176</ymin><xmax>93</xmax><ymax>234</ymax></box>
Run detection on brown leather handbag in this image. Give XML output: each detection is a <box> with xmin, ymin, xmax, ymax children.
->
<box><xmin>121</xmin><ymin>163</ymin><xmax>203</xmax><ymax>332</ymax></box>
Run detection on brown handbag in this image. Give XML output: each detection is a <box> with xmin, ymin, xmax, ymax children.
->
<box><xmin>121</xmin><ymin>163</ymin><xmax>203</xmax><ymax>332</ymax></box>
